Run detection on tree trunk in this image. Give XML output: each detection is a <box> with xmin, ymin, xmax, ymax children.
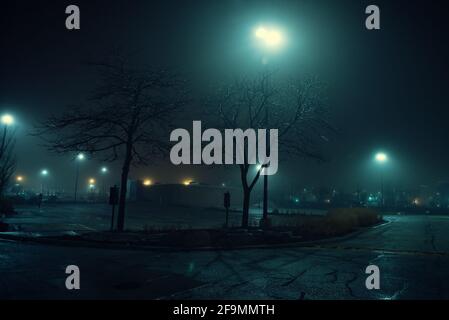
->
<box><xmin>116</xmin><ymin>143</ymin><xmax>133</xmax><ymax>232</ymax></box>
<box><xmin>241</xmin><ymin>188</ymin><xmax>251</xmax><ymax>228</ymax></box>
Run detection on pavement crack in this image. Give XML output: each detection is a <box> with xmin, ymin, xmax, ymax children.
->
<box><xmin>344</xmin><ymin>272</ymin><xmax>358</xmax><ymax>298</ymax></box>
<box><xmin>281</xmin><ymin>269</ymin><xmax>308</xmax><ymax>286</ymax></box>
<box><xmin>324</xmin><ymin>270</ymin><xmax>338</xmax><ymax>283</ymax></box>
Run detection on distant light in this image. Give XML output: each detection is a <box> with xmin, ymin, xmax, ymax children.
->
<box><xmin>413</xmin><ymin>198</ymin><xmax>420</xmax><ymax>206</ymax></box>
<box><xmin>41</xmin><ymin>169</ymin><xmax>49</xmax><ymax>176</ymax></box>
<box><xmin>89</xmin><ymin>178</ymin><xmax>96</xmax><ymax>184</ymax></box>
<box><xmin>89</xmin><ymin>184</ymin><xmax>95</xmax><ymax>189</ymax></box>
<box><xmin>77</xmin><ymin>153</ymin><xmax>85</xmax><ymax>161</ymax></box>
<box><xmin>16</xmin><ymin>176</ymin><xmax>23</xmax><ymax>182</ymax></box>
<box><xmin>101</xmin><ymin>167</ymin><xmax>108</xmax><ymax>173</ymax></box>
<box><xmin>375</xmin><ymin>152</ymin><xmax>388</xmax><ymax>163</ymax></box>
<box><xmin>143</xmin><ymin>179</ymin><xmax>152</xmax><ymax>186</ymax></box>
<box><xmin>183</xmin><ymin>179</ymin><xmax>193</xmax><ymax>186</ymax></box>
<box><xmin>1</xmin><ymin>114</ymin><xmax>14</xmax><ymax>126</ymax></box>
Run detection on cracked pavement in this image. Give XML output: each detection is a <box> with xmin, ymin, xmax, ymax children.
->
<box><xmin>1</xmin><ymin>214</ymin><xmax>449</xmax><ymax>299</ymax></box>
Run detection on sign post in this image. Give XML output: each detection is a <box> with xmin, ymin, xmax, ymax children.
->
<box><xmin>224</xmin><ymin>192</ymin><xmax>230</xmax><ymax>228</ymax></box>
<box><xmin>109</xmin><ymin>185</ymin><xmax>119</xmax><ymax>231</ymax></box>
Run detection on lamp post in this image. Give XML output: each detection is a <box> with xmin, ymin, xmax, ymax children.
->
<box><xmin>1</xmin><ymin>114</ymin><xmax>14</xmax><ymax>154</ymax></box>
<box><xmin>15</xmin><ymin>175</ymin><xmax>24</xmax><ymax>194</ymax></box>
<box><xmin>374</xmin><ymin>152</ymin><xmax>388</xmax><ymax>210</ymax></box>
<box><xmin>40</xmin><ymin>169</ymin><xmax>49</xmax><ymax>195</ymax></box>
<box><xmin>100</xmin><ymin>166</ymin><xmax>108</xmax><ymax>198</ymax></box>
<box><xmin>74</xmin><ymin>153</ymin><xmax>85</xmax><ymax>202</ymax></box>
<box><xmin>253</xmin><ymin>25</ymin><xmax>286</xmax><ymax>226</ymax></box>
<box><xmin>88</xmin><ymin>178</ymin><xmax>96</xmax><ymax>198</ymax></box>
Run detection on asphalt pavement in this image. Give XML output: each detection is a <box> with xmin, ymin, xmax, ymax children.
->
<box><xmin>1</xmin><ymin>214</ymin><xmax>448</xmax><ymax>299</ymax></box>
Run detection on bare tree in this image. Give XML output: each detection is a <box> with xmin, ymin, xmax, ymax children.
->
<box><xmin>0</xmin><ymin>125</ymin><xmax>17</xmax><ymax>197</ymax></box>
<box><xmin>35</xmin><ymin>56</ymin><xmax>188</xmax><ymax>231</ymax></box>
<box><xmin>209</xmin><ymin>71</ymin><xmax>332</xmax><ymax>228</ymax></box>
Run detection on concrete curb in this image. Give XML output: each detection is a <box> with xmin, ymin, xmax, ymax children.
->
<box><xmin>0</xmin><ymin>221</ymin><xmax>389</xmax><ymax>252</ymax></box>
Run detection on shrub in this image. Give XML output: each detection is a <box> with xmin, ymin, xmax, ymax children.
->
<box><xmin>266</xmin><ymin>207</ymin><xmax>381</xmax><ymax>238</ymax></box>
<box><xmin>326</xmin><ymin>208</ymin><xmax>380</xmax><ymax>230</ymax></box>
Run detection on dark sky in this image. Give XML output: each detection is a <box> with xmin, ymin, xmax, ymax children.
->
<box><xmin>1</xmin><ymin>0</ymin><xmax>449</xmax><ymax>193</ymax></box>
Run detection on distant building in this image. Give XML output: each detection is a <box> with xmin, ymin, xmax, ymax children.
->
<box><xmin>127</xmin><ymin>181</ymin><xmax>243</xmax><ymax>209</ymax></box>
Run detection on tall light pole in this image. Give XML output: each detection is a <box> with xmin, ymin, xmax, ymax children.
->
<box><xmin>40</xmin><ymin>169</ymin><xmax>49</xmax><ymax>195</ymax></box>
<box><xmin>1</xmin><ymin>114</ymin><xmax>14</xmax><ymax>153</ymax></box>
<box><xmin>253</xmin><ymin>25</ymin><xmax>286</xmax><ymax>226</ymax></box>
<box><xmin>100</xmin><ymin>166</ymin><xmax>108</xmax><ymax>198</ymax></box>
<box><xmin>374</xmin><ymin>152</ymin><xmax>388</xmax><ymax>210</ymax></box>
<box><xmin>74</xmin><ymin>153</ymin><xmax>85</xmax><ymax>202</ymax></box>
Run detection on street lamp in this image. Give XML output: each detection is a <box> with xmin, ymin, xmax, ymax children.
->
<box><xmin>74</xmin><ymin>153</ymin><xmax>85</xmax><ymax>202</ymax></box>
<box><xmin>1</xmin><ymin>114</ymin><xmax>14</xmax><ymax>152</ymax></box>
<box><xmin>88</xmin><ymin>178</ymin><xmax>96</xmax><ymax>194</ymax></box>
<box><xmin>375</xmin><ymin>152</ymin><xmax>388</xmax><ymax>163</ymax></box>
<box><xmin>100</xmin><ymin>167</ymin><xmax>108</xmax><ymax>198</ymax></box>
<box><xmin>143</xmin><ymin>179</ymin><xmax>152</xmax><ymax>187</ymax></box>
<box><xmin>1</xmin><ymin>114</ymin><xmax>14</xmax><ymax>126</ymax></box>
<box><xmin>252</xmin><ymin>25</ymin><xmax>287</xmax><ymax>227</ymax></box>
<box><xmin>40</xmin><ymin>169</ymin><xmax>49</xmax><ymax>195</ymax></box>
<box><xmin>374</xmin><ymin>152</ymin><xmax>388</xmax><ymax>209</ymax></box>
<box><xmin>254</xmin><ymin>26</ymin><xmax>286</xmax><ymax>50</ymax></box>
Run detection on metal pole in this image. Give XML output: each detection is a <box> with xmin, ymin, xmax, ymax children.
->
<box><xmin>262</xmin><ymin>96</ymin><xmax>269</xmax><ymax>224</ymax></box>
<box><xmin>74</xmin><ymin>161</ymin><xmax>79</xmax><ymax>202</ymax></box>
<box><xmin>381</xmin><ymin>170</ymin><xmax>384</xmax><ymax>210</ymax></box>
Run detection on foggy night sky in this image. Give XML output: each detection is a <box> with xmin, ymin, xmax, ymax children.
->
<box><xmin>1</xmin><ymin>0</ymin><xmax>449</xmax><ymax>193</ymax></box>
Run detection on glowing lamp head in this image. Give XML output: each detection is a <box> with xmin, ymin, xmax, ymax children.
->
<box><xmin>183</xmin><ymin>179</ymin><xmax>193</xmax><ymax>186</ymax></box>
<box><xmin>1</xmin><ymin>114</ymin><xmax>14</xmax><ymax>126</ymax></box>
<box><xmin>143</xmin><ymin>179</ymin><xmax>152</xmax><ymax>186</ymax></box>
<box><xmin>89</xmin><ymin>178</ymin><xmax>96</xmax><ymax>184</ymax></box>
<box><xmin>41</xmin><ymin>169</ymin><xmax>48</xmax><ymax>176</ymax></box>
<box><xmin>77</xmin><ymin>153</ymin><xmax>85</xmax><ymax>161</ymax></box>
<box><xmin>101</xmin><ymin>167</ymin><xmax>108</xmax><ymax>173</ymax></box>
<box><xmin>375</xmin><ymin>152</ymin><xmax>388</xmax><ymax>163</ymax></box>
<box><xmin>16</xmin><ymin>176</ymin><xmax>23</xmax><ymax>182</ymax></box>
<box><xmin>255</xmin><ymin>27</ymin><xmax>268</xmax><ymax>39</ymax></box>
<box><xmin>254</xmin><ymin>25</ymin><xmax>285</xmax><ymax>49</ymax></box>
